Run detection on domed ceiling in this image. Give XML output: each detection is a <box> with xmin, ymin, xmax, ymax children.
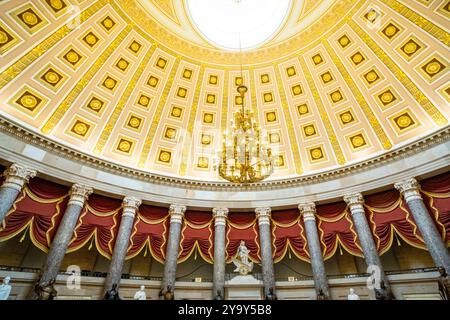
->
<box><xmin>0</xmin><ymin>0</ymin><xmax>448</xmax><ymax>183</ymax></box>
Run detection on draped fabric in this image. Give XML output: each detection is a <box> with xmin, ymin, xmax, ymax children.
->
<box><xmin>364</xmin><ymin>189</ymin><xmax>425</xmax><ymax>255</ymax></box>
<box><xmin>316</xmin><ymin>202</ymin><xmax>363</xmax><ymax>259</ymax></box>
<box><xmin>271</xmin><ymin>209</ymin><xmax>309</xmax><ymax>262</ymax></box>
<box><xmin>420</xmin><ymin>172</ymin><xmax>450</xmax><ymax>246</ymax></box>
<box><xmin>178</xmin><ymin>211</ymin><xmax>214</xmax><ymax>263</ymax></box>
<box><xmin>0</xmin><ymin>173</ymin><xmax>449</xmax><ymax>263</ymax></box>
<box><xmin>226</xmin><ymin>212</ymin><xmax>260</xmax><ymax>263</ymax></box>
<box><xmin>0</xmin><ymin>177</ymin><xmax>69</xmax><ymax>252</ymax></box>
<box><xmin>126</xmin><ymin>205</ymin><xmax>169</xmax><ymax>262</ymax></box>
<box><xmin>67</xmin><ymin>194</ymin><xmax>122</xmax><ymax>259</ymax></box>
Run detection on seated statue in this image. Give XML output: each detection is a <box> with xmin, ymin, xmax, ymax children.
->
<box><xmin>438</xmin><ymin>267</ymin><xmax>449</xmax><ymax>300</ymax></box>
<box><xmin>265</xmin><ymin>287</ymin><xmax>277</xmax><ymax>300</ymax></box>
<box><xmin>35</xmin><ymin>279</ymin><xmax>57</xmax><ymax>300</ymax></box>
<box><xmin>0</xmin><ymin>276</ymin><xmax>12</xmax><ymax>300</ymax></box>
<box><xmin>347</xmin><ymin>288</ymin><xmax>360</xmax><ymax>300</ymax></box>
<box><xmin>232</xmin><ymin>240</ymin><xmax>253</xmax><ymax>275</ymax></box>
<box><xmin>134</xmin><ymin>285</ymin><xmax>146</xmax><ymax>300</ymax></box>
<box><xmin>104</xmin><ymin>283</ymin><xmax>121</xmax><ymax>300</ymax></box>
<box><xmin>213</xmin><ymin>289</ymin><xmax>223</xmax><ymax>300</ymax></box>
<box><xmin>164</xmin><ymin>285</ymin><xmax>174</xmax><ymax>300</ymax></box>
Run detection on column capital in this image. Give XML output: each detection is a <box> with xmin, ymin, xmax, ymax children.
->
<box><xmin>255</xmin><ymin>207</ymin><xmax>271</xmax><ymax>226</ymax></box>
<box><xmin>298</xmin><ymin>202</ymin><xmax>316</xmax><ymax>222</ymax></box>
<box><xmin>122</xmin><ymin>197</ymin><xmax>141</xmax><ymax>218</ymax></box>
<box><xmin>68</xmin><ymin>184</ymin><xmax>93</xmax><ymax>207</ymax></box>
<box><xmin>169</xmin><ymin>204</ymin><xmax>186</xmax><ymax>224</ymax></box>
<box><xmin>2</xmin><ymin>163</ymin><xmax>37</xmax><ymax>191</ymax></box>
<box><xmin>394</xmin><ymin>178</ymin><xmax>422</xmax><ymax>202</ymax></box>
<box><xmin>343</xmin><ymin>193</ymin><xmax>364</xmax><ymax>206</ymax></box>
<box><xmin>213</xmin><ymin>207</ymin><xmax>228</xmax><ymax>226</ymax></box>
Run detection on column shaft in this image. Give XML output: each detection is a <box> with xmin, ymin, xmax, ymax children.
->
<box><xmin>256</xmin><ymin>207</ymin><xmax>276</xmax><ymax>297</ymax></box>
<box><xmin>396</xmin><ymin>179</ymin><xmax>450</xmax><ymax>272</ymax></box>
<box><xmin>40</xmin><ymin>184</ymin><xmax>93</xmax><ymax>284</ymax></box>
<box><xmin>104</xmin><ymin>197</ymin><xmax>141</xmax><ymax>292</ymax></box>
<box><xmin>0</xmin><ymin>164</ymin><xmax>36</xmax><ymax>221</ymax></box>
<box><xmin>161</xmin><ymin>205</ymin><xmax>186</xmax><ymax>294</ymax></box>
<box><xmin>212</xmin><ymin>208</ymin><xmax>228</xmax><ymax>299</ymax></box>
<box><xmin>299</xmin><ymin>203</ymin><xmax>330</xmax><ymax>298</ymax></box>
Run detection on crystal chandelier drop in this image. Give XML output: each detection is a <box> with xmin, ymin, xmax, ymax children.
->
<box><xmin>214</xmin><ymin>83</ymin><xmax>274</xmax><ymax>184</ymax></box>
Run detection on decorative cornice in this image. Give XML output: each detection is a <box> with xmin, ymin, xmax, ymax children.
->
<box><xmin>69</xmin><ymin>184</ymin><xmax>93</xmax><ymax>208</ymax></box>
<box><xmin>0</xmin><ymin>116</ymin><xmax>449</xmax><ymax>192</ymax></box>
<box><xmin>1</xmin><ymin>163</ymin><xmax>36</xmax><ymax>192</ymax></box>
<box><xmin>394</xmin><ymin>178</ymin><xmax>422</xmax><ymax>202</ymax></box>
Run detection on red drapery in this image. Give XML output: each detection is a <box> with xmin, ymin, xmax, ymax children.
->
<box><xmin>226</xmin><ymin>212</ymin><xmax>260</xmax><ymax>263</ymax></box>
<box><xmin>316</xmin><ymin>202</ymin><xmax>363</xmax><ymax>259</ymax></box>
<box><xmin>0</xmin><ymin>177</ymin><xmax>68</xmax><ymax>252</ymax></box>
<box><xmin>178</xmin><ymin>211</ymin><xmax>213</xmax><ymax>263</ymax></box>
<box><xmin>67</xmin><ymin>194</ymin><xmax>122</xmax><ymax>259</ymax></box>
<box><xmin>364</xmin><ymin>189</ymin><xmax>426</xmax><ymax>255</ymax></box>
<box><xmin>126</xmin><ymin>205</ymin><xmax>169</xmax><ymax>262</ymax></box>
<box><xmin>420</xmin><ymin>172</ymin><xmax>450</xmax><ymax>246</ymax></box>
<box><xmin>271</xmin><ymin>209</ymin><xmax>309</xmax><ymax>262</ymax></box>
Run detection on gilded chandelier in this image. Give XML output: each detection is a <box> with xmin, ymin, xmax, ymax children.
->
<box><xmin>214</xmin><ymin>84</ymin><xmax>274</xmax><ymax>184</ymax></box>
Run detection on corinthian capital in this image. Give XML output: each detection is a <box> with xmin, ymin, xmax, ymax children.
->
<box><xmin>169</xmin><ymin>204</ymin><xmax>186</xmax><ymax>224</ymax></box>
<box><xmin>68</xmin><ymin>184</ymin><xmax>93</xmax><ymax>207</ymax></box>
<box><xmin>122</xmin><ymin>197</ymin><xmax>142</xmax><ymax>218</ymax></box>
<box><xmin>298</xmin><ymin>202</ymin><xmax>316</xmax><ymax>222</ymax></box>
<box><xmin>213</xmin><ymin>207</ymin><xmax>228</xmax><ymax>226</ymax></box>
<box><xmin>343</xmin><ymin>193</ymin><xmax>365</xmax><ymax>216</ymax></box>
<box><xmin>2</xmin><ymin>163</ymin><xmax>37</xmax><ymax>191</ymax></box>
<box><xmin>255</xmin><ymin>207</ymin><xmax>271</xmax><ymax>226</ymax></box>
<box><xmin>394</xmin><ymin>178</ymin><xmax>422</xmax><ymax>202</ymax></box>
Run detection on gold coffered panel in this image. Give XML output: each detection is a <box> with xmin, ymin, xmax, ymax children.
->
<box><xmin>0</xmin><ymin>0</ymin><xmax>448</xmax><ymax>183</ymax></box>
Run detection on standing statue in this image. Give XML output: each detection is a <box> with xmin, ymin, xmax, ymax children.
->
<box><xmin>347</xmin><ymin>288</ymin><xmax>360</xmax><ymax>300</ymax></box>
<box><xmin>437</xmin><ymin>267</ymin><xmax>450</xmax><ymax>300</ymax></box>
<box><xmin>104</xmin><ymin>283</ymin><xmax>121</xmax><ymax>300</ymax></box>
<box><xmin>0</xmin><ymin>276</ymin><xmax>12</xmax><ymax>300</ymax></box>
<box><xmin>265</xmin><ymin>287</ymin><xmax>277</xmax><ymax>300</ymax></box>
<box><xmin>232</xmin><ymin>240</ymin><xmax>253</xmax><ymax>275</ymax></box>
<box><xmin>164</xmin><ymin>285</ymin><xmax>174</xmax><ymax>300</ymax></box>
<box><xmin>316</xmin><ymin>289</ymin><xmax>327</xmax><ymax>300</ymax></box>
<box><xmin>34</xmin><ymin>279</ymin><xmax>57</xmax><ymax>300</ymax></box>
<box><xmin>134</xmin><ymin>285</ymin><xmax>147</xmax><ymax>300</ymax></box>
<box><xmin>214</xmin><ymin>289</ymin><xmax>223</xmax><ymax>300</ymax></box>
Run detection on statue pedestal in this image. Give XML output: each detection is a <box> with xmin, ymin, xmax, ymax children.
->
<box><xmin>225</xmin><ymin>275</ymin><xmax>263</xmax><ymax>300</ymax></box>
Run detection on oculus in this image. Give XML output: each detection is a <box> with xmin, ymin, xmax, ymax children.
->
<box><xmin>186</xmin><ymin>0</ymin><xmax>291</xmax><ymax>51</ymax></box>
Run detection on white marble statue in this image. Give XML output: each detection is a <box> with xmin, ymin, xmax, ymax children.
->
<box><xmin>232</xmin><ymin>240</ymin><xmax>253</xmax><ymax>275</ymax></box>
<box><xmin>347</xmin><ymin>288</ymin><xmax>360</xmax><ymax>300</ymax></box>
<box><xmin>0</xmin><ymin>276</ymin><xmax>12</xmax><ymax>300</ymax></box>
<box><xmin>134</xmin><ymin>285</ymin><xmax>147</xmax><ymax>300</ymax></box>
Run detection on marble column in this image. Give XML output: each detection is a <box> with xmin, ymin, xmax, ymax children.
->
<box><xmin>39</xmin><ymin>184</ymin><xmax>93</xmax><ymax>285</ymax></box>
<box><xmin>212</xmin><ymin>207</ymin><xmax>228</xmax><ymax>299</ymax></box>
<box><xmin>161</xmin><ymin>204</ymin><xmax>186</xmax><ymax>294</ymax></box>
<box><xmin>344</xmin><ymin>193</ymin><xmax>392</xmax><ymax>300</ymax></box>
<box><xmin>104</xmin><ymin>197</ymin><xmax>141</xmax><ymax>292</ymax></box>
<box><xmin>395</xmin><ymin>178</ymin><xmax>450</xmax><ymax>272</ymax></box>
<box><xmin>255</xmin><ymin>207</ymin><xmax>276</xmax><ymax>297</ymax></box>
<box><xmin>298</xmin><ymin>202</ymin><xmax>330</xmax><ymax>299</ymax></box>
<box><xmin>0</xmin><ymin>163</ymin><xmax>36</xmax><ymax>222</ymax></box>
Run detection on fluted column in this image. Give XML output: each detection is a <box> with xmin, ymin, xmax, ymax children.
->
<box><xmin>104</xmin><ymin>197</ymin><xmax>141</xmax><ymax>292</ymax></box>
<box><xmin>0</xmin><ymin>163</ymin><xmax>36</xmax><ymax>221</ymax></box>
<box><xmin>161</xmin><ymin>204</ymin><xmax>186</xmax><ymax>294</ymax></box>
<box><xmin>395</xmin><ymin>178</ymin><xmax>450</xmax><ymax>272</ymax></box>
<box><xmin>344</xmin><ymin>193</ymin><xmax>392</xmax><ymax>299</ymax></box>
<box><xmin>298</xmin><ymin>202</ymin><xmax>330</xmax><ymax>298</ymax></box>
<box><xmin>255</xmin><ymin>207</ymin><xmax>276</xmax><ymax>297</ymax></box>
<box><xmin>39</xmin><ymin>184</ymin><xmax>93</xmax><ymax>285</ymax></box>
<box><xmin>212</xmin><ymin>207</ymin><xmax>228</xmax><ymax>299</ymax></box>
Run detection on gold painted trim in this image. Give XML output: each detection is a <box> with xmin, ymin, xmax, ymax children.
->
<box><xmin>349</xmin><ymin>20</ymin><xmax>448</xmax><ymax>126</ymax></box>
<box><xmin>322</xmin><ymin>39</ymin><xmax>392</xmax><ymax>150</ymax></box>
<box><xmin>41</xmin><ymin>25</ymin><xmax>132</xmax><ymax>134</ymax></box>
